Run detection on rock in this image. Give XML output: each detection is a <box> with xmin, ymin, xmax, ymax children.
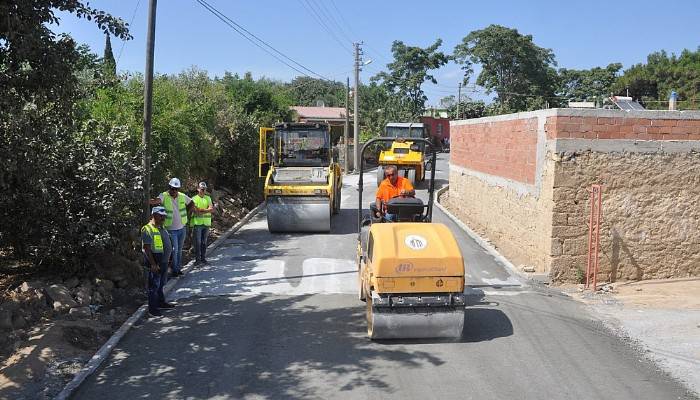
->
<box><xmin>68</xmin><ymin>307</ymin><xmax>92</xmax><ymax>319</ymax></box>
<box><xmin>45</xmin><ymin>284</ymin><xmax>78</xmax><ymax>312</ymax></box>
<box><xmin>0</xmin><ymin>310</ymin><xmax>13</xmax><ymax>330</ymax></box>
<box><xmin>19</xmin><ymin>281</ymin><xmax>42</xmax><ymax>293</ymax></box>
<box><xmin>522</xmin><ymin>265</ymin><xmax>536</xmax><ymax>273</ymax></box>
<box><xmin>93</xmin><ymin>292</ymin><xmax>104</xmax><ymax>304</ymax></box>
<box><xmin>11</xmin><ymin>314</ymin><xmax>26</xmax><ymax>329</ymax></box>
<box><xmin>34</xmin><ymin>289</ymin><xmax>46</xmax><ymax>305</ymax></box>
<box><xmin>211</xmin><ymin>189</ymin><xmax>226</xmax><ymax>201</ymax></box>
<box><xmin>75</xmin><ymin>287</ymin><xmax>92</xmax><ymax>306</ymax></box>
<box><xmin>102</xmin><ymin>292</ymin><xmax>113</xmax><ymax>304</ymax></box>
<box><xmin>64</xmin><ymin>277</ymin><xmax>80</xmax><ymax>289</ymax></box>
<box><xmin>95</xmin><ymin>278</ymin><xmax>115</xmax><ymax>291</ymax></box>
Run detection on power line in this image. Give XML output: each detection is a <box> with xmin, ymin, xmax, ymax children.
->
<box><xmin>363</xmin><ymin>42</ymin><xmax>393</xmax><ymax>66</ymax></box>
<box><xmin>328</xmin><ymin>0</ymin><xmax>357</xmax><ymax>41</ymax></box>
<box><xmin>325</xmin><ymin>0</ymin><xmax>391</xmax><ymax>66</ymax></box>
<box><xmin>117</xmin><ymin>0</ymin><xmax>142</xmax><ymax>63</ymax></box>
<box><xmin>326</xmin><ymin>68</ymin><xmax>355</xmax><ymax>78</ymax></box>
<box><xmin>195</xmin><ymin>0</ymin><xmax>332</xmax><ymax>81</ymax></box>
<box><xmin>298</xmin><ymin>0</ymin><xmax>353</xmax><ymax>54</ymax></box>
<box><xmin>312</xmin><ymin>0</ymin><xmax>353</xmax><ymax>44</ymax></box>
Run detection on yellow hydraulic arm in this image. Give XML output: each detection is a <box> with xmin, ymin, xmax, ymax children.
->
<box><xmin>259</xmin><ymin>127</ymin><xmax>275</xmax><ymax>178</ymax></box>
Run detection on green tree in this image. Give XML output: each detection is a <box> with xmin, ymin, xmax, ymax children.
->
<box><xmin>613</xmin><ymin>48</ymin><xmax>700</xmax><ymax>109</ymax></box>
<box><xmin>449</xmin><ymin>98</ymin><xmax>486</xmax><ymax>119</ymax></box>
<box><xmin>102</xmin><ymin>33</ymin><xmax>116</xmax><ymax>76</ymax></box>
<box><xmin>439</xmin><ymin>95</ymin><xmax>456</xmax><ymax>109</ymax></box>
<box><xmin>372</xmin><ymin>39</ymin><xmax>448</xmax><ymax>119</ymax></box>
<box><xmin>452</xmin><ymin>24</ymin><xmax>559</xmax><ymax>112</ymax></box>
<box><xmin>0</xmin><ymin>0</ymin><xmax>133</xmax><ymax>265</ymax></box>
<box><xmin>285</xmin><ymin>76</ymin><xmax>345</xmax><ymax>107</ymax></box>
<box><xmin>558</xmin><ymin>63</ymin><xmax>622</xmax><ymax>101</ymax></box>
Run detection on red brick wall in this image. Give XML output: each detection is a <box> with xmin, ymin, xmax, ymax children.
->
<box><xmin>451</xmin><ymin>118</ymin><xmax>538</xmax><ymax>184</ymax></box>
<box><xmin>545</xmin><ymin>116</ymin><xmax>700</xmax><ymax>140</ymax></box>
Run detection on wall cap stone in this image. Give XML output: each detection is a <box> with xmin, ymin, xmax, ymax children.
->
<box><xmin>551</xmin><ymin>139</ymin><xmax>700</xmax><ymax>154</ymax></box>
<box><xmin>451</xmin><ymin>108</ymin><xmax>700</xmax><ymax>127</ymax></box>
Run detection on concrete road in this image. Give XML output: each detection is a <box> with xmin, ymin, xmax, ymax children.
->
<box><xmin>75</xmin><ymin>154</ymin><xmax>696</xmax><ymax>400</ymax></box>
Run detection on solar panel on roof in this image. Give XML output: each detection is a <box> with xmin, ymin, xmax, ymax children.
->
<box><xmin>611</xmin><ymin>96</ymin><xmax>646</xmax><ymax>111</ymax></box>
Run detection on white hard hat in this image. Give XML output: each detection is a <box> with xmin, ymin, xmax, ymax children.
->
<box><xmin>168</xmin><ymin>177</ymin><xmax>181</xmax><ymax>188</ymax></box>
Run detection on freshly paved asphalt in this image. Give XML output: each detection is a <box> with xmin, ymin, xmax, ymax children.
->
<box><xmin>74</xmin><ymin>154</ymin><xmax>696</xmax><ymax>400</ymax></box>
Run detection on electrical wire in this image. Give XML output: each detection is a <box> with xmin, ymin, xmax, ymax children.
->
<box><xmin>312</xmin><ymin>0</ymin><xmax>353</xmax><ymax>44</ymax></box>
<box><xmin>325</xmin><ymin>0</ymin><xmax>393</xmax><ymax>67</ymax></box>
<box><xmin>328</xmin><ymin>0</ymin><xmax>357</xmax><ymax>41</ymax></box>
<box><xmin>116</xmin><ymin>0</ymin><xmax>142</xmax><ymax>64</ymax></box>
<box><xmin>195</xmin><ymin>0</ymin><xmax>332</xmax><ymax>81</ymax></box>
<box><xmin>298</xmin><ymin>0</ymin><xmax>353</xmax><ymax>54</ymax></box>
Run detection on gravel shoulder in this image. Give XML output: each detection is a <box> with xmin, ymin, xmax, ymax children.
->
<box><xmin>567</xmin><ymin>279</ymin><xmax>700</xmax><ymax>395</ymax></box>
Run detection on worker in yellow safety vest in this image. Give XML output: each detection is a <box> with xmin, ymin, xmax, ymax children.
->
<box><xmin>191</xmin><ymin>181</ymin><xmax>215</xmax><ymax>265</ymax></box>
<box><xmin>150</xmin><ymin>178</ymin><xmax>194</xmax><ymax>277</ymax></box>
<box><xmin>141</xmin><ymin>206</ymin><xmax>175</xmax><ymax>317</ymax></box>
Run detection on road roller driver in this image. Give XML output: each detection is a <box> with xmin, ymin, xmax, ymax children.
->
<box><xmin>375</xmin><ymin>165</ymin><xmax>415</xmax><ymax>221</ymax></box>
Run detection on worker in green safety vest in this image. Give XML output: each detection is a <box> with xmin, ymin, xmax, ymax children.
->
<box><xmin>151</xmin><ymin>177</ymin><xmax>194</xmax><ymax>277</ymax></box>
<box><xmin>192</xmin><ymin>181</ymin><xmax>215</xmax><ymax>265</ymax></box>
<box><xmin>141</xmin><ymin>206</ymin><xmax>175</xmax><ymax>317</ymax></box>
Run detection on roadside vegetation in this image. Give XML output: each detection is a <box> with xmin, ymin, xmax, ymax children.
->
<box><xmin>2</xmin><ymin>0</ymin><xmax>699</xmax><ymax>296</ymax></box>
<box><xmin>0</xmin><ymin>2</ymin><xmax>698</xmax><ymax>395</ymax></box>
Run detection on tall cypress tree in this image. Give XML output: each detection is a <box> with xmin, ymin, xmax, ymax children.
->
<box><xmin>103</xmin><ymin>33</ymin><xmax>116</xmax><ymax>76</ymax></box>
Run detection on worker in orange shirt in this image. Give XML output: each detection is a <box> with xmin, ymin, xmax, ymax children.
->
<box><xmin>375</xmin><ymin>165</ymin><xmax>415</xmax><ymax>222</ymax></box>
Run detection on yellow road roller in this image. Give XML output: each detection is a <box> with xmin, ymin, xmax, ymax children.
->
<box><xmin>259</xmin><ymin>122</ymin><xmax>342</xmax><ymax>233</ymax></box>
<box><xmin>357</xmin><ymin>137</ymin><xmax>465</xmax><ymax>340</ymax></box>
<box><xmin>376</xmin><ymin>123</ymin><xmax>427</xmax><ymax>186</ymax></box>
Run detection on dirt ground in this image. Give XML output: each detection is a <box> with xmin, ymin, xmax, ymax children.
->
<box><xmin>0</xmin><ymin>313</ymin><xmax>132</xmax><ymax>399</ymax></box>
<box><xmin>568</xmin><ymin>278</ymin><xmax>700</xmax><ymax>310</ymax></box>
<box><xmin>566</xmin><ymin>278</ymin><xmax>700</xmax><ymax>395</ymax></box>
<box><xmin>0</xmin><ymin>191</ymin><xmax>251</xmax><ymax>400</ymax></box>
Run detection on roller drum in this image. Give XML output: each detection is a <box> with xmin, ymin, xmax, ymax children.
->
<box><xmin>367</xmin><ymin>303</ymin><xmax>465</xmax><ymax>340</ymax></box>
<box><xmin>266</xmin><ymin>196</ymin><xmax>331</xmax><ymax>233</ymax></box>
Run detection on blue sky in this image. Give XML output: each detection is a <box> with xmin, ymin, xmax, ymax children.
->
<box><xmin>55</xmin><ymin>0</ymin><xmax>700</xmax><ymax>106</ymax></box>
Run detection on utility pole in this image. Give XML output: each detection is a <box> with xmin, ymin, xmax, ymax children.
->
<box><xmin>353</xmin><ymin>42</ymin><xmax>363</xmax><ymax>173</ymax></box>
<box><xmin>456</xmin><ymin>83</ymin><xmax>462</xmax><ymax>120</ymax></box>
<box><xmin>344</xmin><ymin>77</ymin><xmax>350</xmax><ymax>174</ymax></box>
<box><xmin>142</xmin><ymin>0</ymin><xmax>157</xmax><ymax>220</ymax></box>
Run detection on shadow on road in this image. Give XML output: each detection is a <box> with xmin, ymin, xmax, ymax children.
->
<box><xmin>74</xmin><ymin>294</ymin><xmax>472</xmax><ymax>399</ymax></box>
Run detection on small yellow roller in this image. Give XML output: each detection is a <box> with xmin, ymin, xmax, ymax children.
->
<box><xmin>357</xmin><ymin>137</ymin><xmax>465</xmax><ymax>340</ymax></box>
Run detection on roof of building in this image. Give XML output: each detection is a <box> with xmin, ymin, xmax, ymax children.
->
<box><xmin>291</xmin><ymin>106</ymin><xmax>346</xmax><ymax>120</ymax></box>
<box><xmin>386</xmin><ymin>122</ymin><xmax>425</xmax><ymax>128</ymax></box>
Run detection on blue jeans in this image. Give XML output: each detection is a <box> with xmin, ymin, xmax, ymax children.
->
<box><xmin>168</xmin><ymin>227</ymin><xmax>186</xmax><ymax>273</ymax></box>
<box><xmin>193</xmin><ymin>226</ymin><xmax>209</xmax><ymax>262</ymax></box>
<box><xmin>145</xmin><ymin>253</ymin><xmax>167</xmax><ymax>311</ymax></box>
<box><xmin>385</xmin><ymin>213</ymin><xmax>397</xmax><ymax>222</ymax></box>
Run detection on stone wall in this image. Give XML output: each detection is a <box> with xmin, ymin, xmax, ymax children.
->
<box><xmin>448</xmin><ymin>109</ymin><xmax>700</xmax><ymax>282</ymax></box>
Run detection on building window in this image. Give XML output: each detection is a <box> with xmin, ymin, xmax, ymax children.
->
<box><xmin>436</xmin><ymin>123</ymin><xmax>443</xmax><ymax>135</ymax></box>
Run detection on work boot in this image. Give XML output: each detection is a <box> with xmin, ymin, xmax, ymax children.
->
<box><xmin>148</xmin><ymin>309</ymin><xmax>163</xmax><ymax>317</ymax></box>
